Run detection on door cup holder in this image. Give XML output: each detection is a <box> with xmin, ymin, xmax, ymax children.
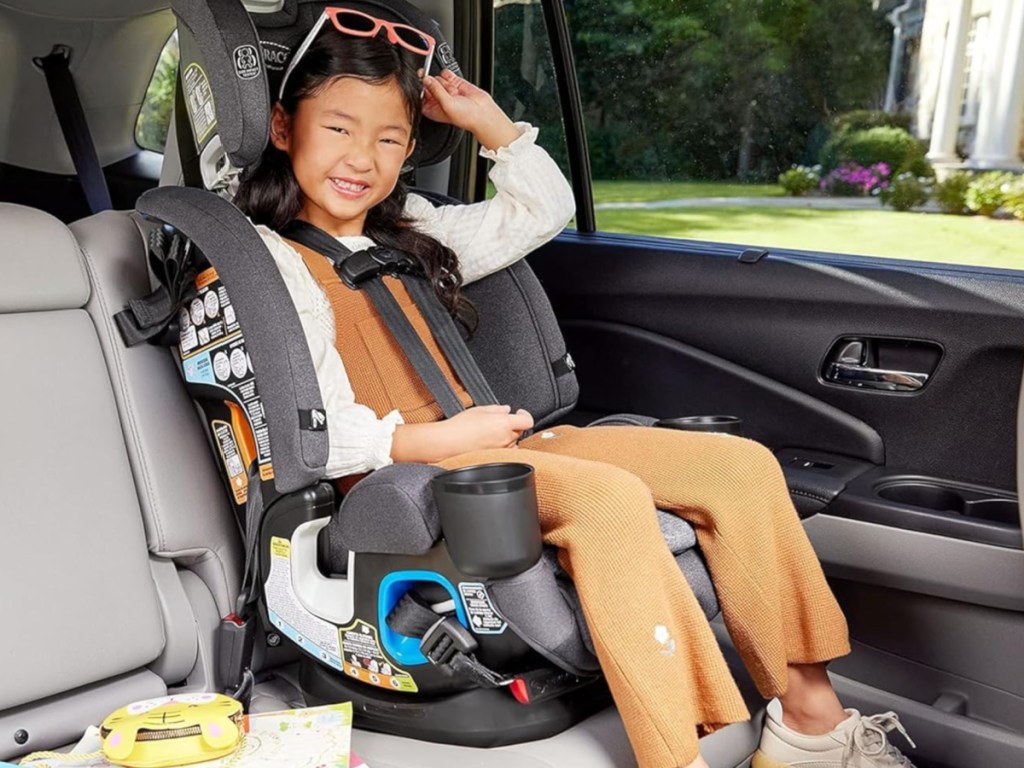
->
<box><xmin>877</xmin><ymin>482</ymin><xmax>1019</xmax><ymax>526</ymax></box>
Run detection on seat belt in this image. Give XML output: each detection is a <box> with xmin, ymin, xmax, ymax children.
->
<box><xmin>386</xmin><ymin>591</ymin><xmax>510</xmax><ymax>689</ymax></box>
<box><xmin>281</xmin><ymin>220</ymin><xmax>498</xmax><ymax>412</ymax></box>
<box><xmin>34</xmin><ymin>45</ymin><xmax>113</xmax><ymax>214</ymax></box>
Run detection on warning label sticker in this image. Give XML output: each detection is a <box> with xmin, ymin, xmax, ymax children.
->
<box><xmin>458</xmin><ymin>582</ymin><xmax>507</xmax><ymax>635</ymax></box>
<box><xmin>182</xmin><ymin>62</ymin><xmax>217</xmax><ymax>143</ymax></box>
<box><xmin>211</xmin><ymin>419</ymin><xmax>246</xmax><ymax>505</ymax></box>
<box><xmin>180</xmin><ymin>268</ymin><xmax>274</xmax><ymax>489</ymax></box>
<box><xmin>266</xmin><ymin>537</ymin><xmax>344</xmax><ymax>672</ymax></box>
<box><xmin>339</xmin><ymin>620</ymin><xmax>418</xmax><ymax>693</ymax></box>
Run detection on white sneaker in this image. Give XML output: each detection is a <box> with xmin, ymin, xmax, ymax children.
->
<box><xmin>752</xmin><ymin>699</ymin><xmax>917</xmax><ymax>767</ymax></box>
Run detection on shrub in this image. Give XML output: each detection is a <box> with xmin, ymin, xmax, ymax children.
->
<box><xmin>880</xmin><ymin>172</ymin><xmax>930</xmax><ymax>212</ymax></box>
<box><xmin>1003</xmin><ymin>176</ymin><xmax>1024</xmax><ymax>221</ymax></box>
<box><xmin>778</xmin><ymin>164</ymin><xmax>821</xmax><ymax>196</ymax></box>
<box><xmin>933</xmin><ymin>172</ymin><xmax>973</xmax><ymax>215</ymax></box>
<box><xmin>965</xmin><ymin>172</ymin><xmax>1014</xmax><ymax>217</ymax></box>
<box><xmin>821</xmin><ymin>126</ymin><xmax>930</xmax><ymax>176</ymax></box>
<box><xmin>820</xmin><ymin>162</ymin><xmax>891</xmax><ymax>196</ymax></box>
<box><xmin>832</xmin><ymin>109</ymin><xmax>912</xmax><ymax>135</ymax></box>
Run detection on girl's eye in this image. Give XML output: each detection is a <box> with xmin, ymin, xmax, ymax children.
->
<box><xmin>327</xmin><ymin>126</ymin><xmax>348</xmax><ymax>135</ymax></box>
<box><xmin>380</xmin><ymin>138</ymin><xmax>402</xmax><ymax>146</ymax></box>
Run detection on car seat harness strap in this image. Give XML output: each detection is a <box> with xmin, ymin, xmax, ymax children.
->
<box><xmin>281</xmin><ymin>219</ymin><xmax>499</xmax><ymax>412</ymax></box>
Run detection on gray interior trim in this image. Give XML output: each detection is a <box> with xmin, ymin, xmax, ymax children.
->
<box><xmin>805</xmin><ymin>513</ymin><xmax>1024</xmax><ymax>611</ymax></box>
<box><xmin>831</xmin><ymin>673</ymin><xmax>1024</xmax><ymax>768</ymax></box>
<box><xmin>147</xmin><ymin>557</ymin><xmax>199</xmax><ymax>686</ymax></box>
<box><xmin>0</xmin><ymin>204</ymin><xmax>89</xmax><ymax>312</ymax></box>
<box><xmin>1017</xmin><ymin>358</ymin><xmax>1024</xmax><ymax>532</ymax></box>
<box><xmin>0</xmin><ymin>671</ymin><xmax>165</xmax><ymax>763</ymax></box>
<box><xmin>73</xmin><ymin>210</ymin><xmax>243</xmax><ymax>613</ymax></box>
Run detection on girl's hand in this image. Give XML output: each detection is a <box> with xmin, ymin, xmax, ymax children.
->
<box><xmin>422</xmin><ymin>70</ymin><xmax>521</xmax><ymax>151</ymax></box>
<box><xmin>445</xmin><ymin>404</ymin><xmax>534</xmax><ymax>452</ymax></box>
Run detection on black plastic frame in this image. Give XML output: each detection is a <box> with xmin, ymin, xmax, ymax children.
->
<box><xmin>539</xmin><ymin>0</ymin><xmax>594</xmax><ymax>232</ymax></box>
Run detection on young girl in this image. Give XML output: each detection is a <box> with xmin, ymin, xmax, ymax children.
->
<box><xmin>234</xmin><ymin>15</ymin><xmax>916</xmax><ymax>768</ymax></box>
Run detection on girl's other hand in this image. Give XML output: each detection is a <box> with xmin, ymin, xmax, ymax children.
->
<box><xmin>446</xmin><ymin>404</ymin><xmax>534</xmax><ymax>452</ymax></box>
<box><xmin>422</xmin><ymin>70</ymin><xmax>520</xmax><ymax>151</ymax></box>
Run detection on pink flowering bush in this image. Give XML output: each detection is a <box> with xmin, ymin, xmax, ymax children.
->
<box><xmin>820</xmin><ymin>162</ymin><xmax>891</xmax><ymax>196</ymax></box>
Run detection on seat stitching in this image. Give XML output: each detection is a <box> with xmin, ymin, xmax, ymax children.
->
<box><xmin>78</xmin><ymin>218</ymin><xmax>166</xmax><ymax>551</ymax></box>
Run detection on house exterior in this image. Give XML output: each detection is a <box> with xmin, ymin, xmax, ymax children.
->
<box><xmin>885</xmin><ymin>0</ymin><xmax>1024</xmax><ymax>171</ymax></box>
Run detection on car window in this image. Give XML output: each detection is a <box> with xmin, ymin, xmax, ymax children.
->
<box><xmin>490</xmin><ymin>0</ymin><xmax>572</xmax><ymax>200</ymax></box>
<box><xmin>135</xmin><ymin>32</ymin><xmax>179</xmax><ymax>153</ymax></box>
<box><xmin>557</xmin><ymin>0</ymin><xmax>1024</xmax><ymax>271</ymax></box>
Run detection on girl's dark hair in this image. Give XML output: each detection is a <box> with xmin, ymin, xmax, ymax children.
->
<box><xmin>235</xmin><ymin>32</ymin><xmax>476</xmax><ymax>333</ymax></box>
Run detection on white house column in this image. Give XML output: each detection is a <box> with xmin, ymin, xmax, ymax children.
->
<box><xmin>927</xmin><ymin>0</ymin><xmax>974</xmax><ymax>164</ymax></box>
<box><xmin>969</xmin><ymin>0</ymin><xmax>1024</xmax><ymax>169</ymax></box>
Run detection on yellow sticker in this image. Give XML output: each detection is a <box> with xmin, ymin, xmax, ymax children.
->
<box><xmin>339</xmin><ymin>620</ymin><xmax>418</xmax><ymax>693</ymax></box>
<box><xmin>271</xmin><ymin>536</ymin><xmax>290</xmax><ymax>558</ymax></box>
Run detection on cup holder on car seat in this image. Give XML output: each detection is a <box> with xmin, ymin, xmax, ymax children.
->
<box><xmin>877</xmin><ymin>481</ymin><xmax>1019</xmax><ymax>525</ymax></box>
<box><xmin>432</xmin><ymin>463</ymin><xmax>543</xmax><ymax>579</ymax></box>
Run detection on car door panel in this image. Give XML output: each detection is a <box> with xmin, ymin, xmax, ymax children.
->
<box><xmin>532</xmin><ymin>231</ymin><xmax>1024</xmax><ymax>492</ymax></box>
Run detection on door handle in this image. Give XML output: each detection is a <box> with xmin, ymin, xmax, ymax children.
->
<box><xmin>825</xmin><ymin>361</ymin><xmax>928</xmax><ymax>392</ymax></box>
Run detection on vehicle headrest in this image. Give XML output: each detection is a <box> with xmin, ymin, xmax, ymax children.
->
<box><xmin>171</xmin><ymin>0</ymin><xmax>463</xmax><ymax>184</ymax></box>
<box><xmin>0</xmin><ymin>204</ymin><xmax>89</xmax><ymax>312</ymax></box>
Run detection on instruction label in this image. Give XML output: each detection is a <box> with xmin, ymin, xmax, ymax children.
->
<box><xmin>182</xmin><ymin>62</ymin><xmax>217</xmax><ymax>143</ymax></box>
<box><xmin>210</xmin><ymin>419</ymin><xmax>246</xmax><ymax>505</ymax></box>
<box><xmin>265</xmin><ymin>537</ymin><xmax>344</xmax><ymax>672</ymax></box>
<box><xmin>339</xmin><ymin>620</ymin><xmax>418</xmax><ymax>693</ymax></box>
<box><xmin>180</xmin><ymin>268</ymin><xmax>275</xmax><ymax>493</ymax></box>
<box><xmin>458</xmin><ymin>582</ymin><xmax>507</xmax><ymax>635</ymax></box>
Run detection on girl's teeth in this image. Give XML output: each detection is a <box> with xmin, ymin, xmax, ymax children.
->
<box><xmin>334</xmin><ymin>179</ymin><xmax>366</xmax><ymax>192</ymax></box>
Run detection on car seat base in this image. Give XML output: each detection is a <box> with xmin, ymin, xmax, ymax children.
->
<box><xmin>299</xmin><ymin>657</ymin><xmax>612</xmax><ymax>748</ymax></box>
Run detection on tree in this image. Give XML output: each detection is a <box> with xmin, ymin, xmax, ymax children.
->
<box><xmin>561</xmin><ymin>0</ymin><xmax>891</xmax><ymax>180</ymax></box>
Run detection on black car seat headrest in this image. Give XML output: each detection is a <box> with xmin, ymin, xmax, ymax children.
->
<box><xmin>171</xmin><ymin>0</ymin><xmax>464</xmax><ymax>192</ymax></box>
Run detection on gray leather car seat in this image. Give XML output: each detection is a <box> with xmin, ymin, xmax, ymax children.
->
<box><xmin>0</xmin><ymin>203</ymin><xmax>242</xmax><ymax>760</ymax></box>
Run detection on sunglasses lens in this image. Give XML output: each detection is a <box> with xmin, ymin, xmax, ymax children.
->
<box><xmin>393</xmin><ymin>25</ymin><xmax>432</xmax><ymax>53</ymax></box>
<box><xmin>334</xmin><ymin>10</ymin><xmax>376</xmax><ymax>33</ymax></box>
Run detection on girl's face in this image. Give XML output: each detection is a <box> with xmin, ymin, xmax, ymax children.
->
<box><xmin>271</xmin><ymin>75</ymin><xmax>416</xmax><ymax>237</ymax></box>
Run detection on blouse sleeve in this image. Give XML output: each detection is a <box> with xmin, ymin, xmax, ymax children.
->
<box><xmin>403</xmin><ymin>122</ymin><xmax>575</xmax><ymax>285</ymax></box>
<box><xmin>256</xmin><ymin>226</ymin><xmax>403</xmax><ymax>478</ymax></box>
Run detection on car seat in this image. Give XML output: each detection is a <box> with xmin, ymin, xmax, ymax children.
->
<box><xmin>118</xmin><ymin>0</ymin><xmax>721</xmax><ymax>748</ymax></box>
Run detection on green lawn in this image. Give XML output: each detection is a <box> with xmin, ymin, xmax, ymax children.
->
<box><xmin>590</xmin><ymin>180</ymin><xmax>784</xmax><ymax>203</ymax></box>
<box><xmin>590</xmin><ymin>181</ymin><xmax>1024</xmax><ymax>271</ymax></box>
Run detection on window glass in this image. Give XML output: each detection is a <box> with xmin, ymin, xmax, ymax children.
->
<box><xmin>491</xmin><ymin>0</ymin><xmax>572</xmax><ymax>197</ymax></box>
<box><xmin>135</xmin><ymin>32</ymin><xmax>179</xmax><ymax>153</ymax></box>
<box><xmin>563</xmin><ymin>0</ymin><xmax>1024</xmax><ymax>270</ymax></box>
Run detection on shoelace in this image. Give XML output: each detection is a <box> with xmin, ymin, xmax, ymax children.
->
<box><xmin>842</xmin><ymin>712</ymin><xmax>917</xmax><ymax>767</ymax></box>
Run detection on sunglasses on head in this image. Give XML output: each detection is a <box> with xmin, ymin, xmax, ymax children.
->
<box><xmin>278</xmin><ymin>6</ymin><xmax>437</xmax><ymax>100</ymax></box>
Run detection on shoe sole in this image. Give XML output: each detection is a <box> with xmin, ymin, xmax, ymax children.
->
<box><xmin>750</xmin><ymin>750</ymin><xmax>792</xmax><ymax>768</ymax></box>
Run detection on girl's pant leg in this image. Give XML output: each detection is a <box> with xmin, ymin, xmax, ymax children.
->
<box><xmin>438</xmin><ymin>448</ymin><xmax>749</xmax><ymax>768</ymax></box>
<box><xmin>522</xmin><ymin>426</ymin><xmax>851</xmax><ymax>698</ymax></box>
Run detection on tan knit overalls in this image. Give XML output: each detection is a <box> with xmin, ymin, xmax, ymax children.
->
<box><xmin>292</xmin><ymin>241</ymin><xmax>851</xmax><ymax>767</ymax></box>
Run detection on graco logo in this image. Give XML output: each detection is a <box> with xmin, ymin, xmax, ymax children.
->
<box><xmin>261</xmin><ymin>41</ymin><xmax>290</xmax><ymax>71</ymax></box>
<box><xmin>435</xmin><ymin>42</ymin><xmax>462</xmax><ymax>76</ymax></box>
<box><xmin>233</xmin><ymin>44</ymin><xmax>261</xmax><ymax>80</ymax></box>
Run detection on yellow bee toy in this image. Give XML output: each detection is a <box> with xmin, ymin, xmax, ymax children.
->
<box><xmin>98</xmin><ymin>693</ymin><xmax>245</xmax><ymax>768</ymax></box>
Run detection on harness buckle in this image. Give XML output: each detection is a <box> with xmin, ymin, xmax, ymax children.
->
<box><xmin>337</xmin><ymin>247</ymin><xmax>420</xmax><ymax>289</ymax></box>
<box><xmin>419</xmin><ymin>616</ymin><xmax>478</xmax><ymax>666</ymax></box>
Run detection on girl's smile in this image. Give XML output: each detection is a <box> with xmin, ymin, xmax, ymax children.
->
<box><xmin>270</xmin><ymin>75</ymin><xmax>416</xmax><ymax>237</ymax></box>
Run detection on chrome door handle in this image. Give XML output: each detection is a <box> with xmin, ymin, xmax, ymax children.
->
<box><xmin>825</xmin><ymin>362</ymin><xmax>928</xmax><ymax>392</ymax></box>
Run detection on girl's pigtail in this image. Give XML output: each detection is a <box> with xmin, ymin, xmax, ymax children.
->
<box><xmin>234</xmin><ymin>145</ymin><xmax>304</xmax><ymax>232</ymax></box>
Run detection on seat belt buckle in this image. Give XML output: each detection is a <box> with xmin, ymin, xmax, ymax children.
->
<box><xmin>508</xmin><ymin>668</ymin><xmax>596</xmax><ymax>705</ymax></box>
<box><xmin>419</xmin><ymin>616</ymin><xmax>478</xmax><ymax>667</ymax></box>
<box><xmin>216</xmin><ymin>613</ymin><xmax>256</xmax><ymax>694</ymax></box>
